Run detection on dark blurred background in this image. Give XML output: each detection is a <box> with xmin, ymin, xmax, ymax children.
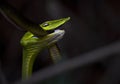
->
<box><xmin>0</xmin><ymin>0</ymin><xmax>120</xmax><ymax>84</ymax></box>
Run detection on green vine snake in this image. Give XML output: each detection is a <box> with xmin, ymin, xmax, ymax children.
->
<box><xmin>0</xmin><ymin>1</ymin><xmax>70</xmax><ymax>80</ymax></box>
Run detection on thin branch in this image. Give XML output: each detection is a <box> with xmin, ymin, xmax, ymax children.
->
<box><xmin>0</xmin><ymin>8</ymin><xmax>24</xmax><ymax>31</ymax></box>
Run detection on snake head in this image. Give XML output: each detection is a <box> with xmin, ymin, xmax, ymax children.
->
<box><xmin>20</xmin><ymin>30</ymin><xmax>65</xmax><ymax>47</ymax></box>
<box><xmin>42</xmin><ymin>29</ymin><xmax>65</xmax><ymax>46</ymax></box>
<box><xmin>39</xmin><ymin>17</ymin><xmax>70</xmax><ymax>31</ymax></box>
<box><xmin>21</xmin><ymin>17</ymin><xmax>70</xmax><ymax>47</ymax></box>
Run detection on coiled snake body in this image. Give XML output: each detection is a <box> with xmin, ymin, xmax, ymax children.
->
<box><xmin>0</xmin><ymin>1</ymin><xmax>70</xmax><ymax>80</ymax></box>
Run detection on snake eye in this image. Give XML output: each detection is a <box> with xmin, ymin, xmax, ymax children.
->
<box><xmin>42</xmin><ymin>23</ymin><xmax>49</xmax><ymax>27</ymax></box>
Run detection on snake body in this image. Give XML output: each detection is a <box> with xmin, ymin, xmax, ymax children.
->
<box><xmin>0</xmin><ymin>1</ymin><xmax>70</xmax><ymax>80</ymax></box>
<box><xmin>21</xmin><ymin>31</ymin><xmax>65</xmax><ymax>79</ymax></box>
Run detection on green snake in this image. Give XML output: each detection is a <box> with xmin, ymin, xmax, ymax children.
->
<box><xmin>0</xmin><ymin>1</ymin><xmax>70</xmax><ymax>80</ymax></box>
